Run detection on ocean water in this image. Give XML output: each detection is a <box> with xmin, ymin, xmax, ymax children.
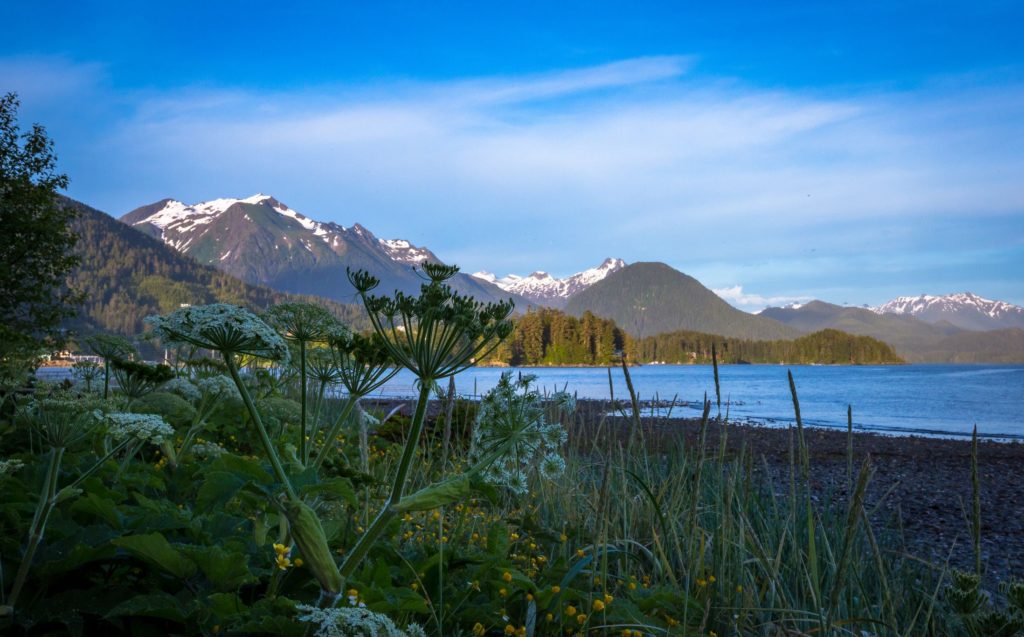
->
<box><xmin>370</xmin><ymin>364</ymin><xmax>1024</xmax><ymax>440</ymax></box>
<box><xmin>39</xmin><ymin>364</ymin><xmax>1024</xmax><ymax>439</ymax></box>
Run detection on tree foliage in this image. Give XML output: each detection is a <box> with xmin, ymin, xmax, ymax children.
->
<box><xmin>0</xmin><ymin>92</ymin><xmax>79</xmax><ymax>363</ymax></box>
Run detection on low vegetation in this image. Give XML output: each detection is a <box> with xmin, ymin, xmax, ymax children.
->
<box><xmin>2</xmin><ymin>265</ymin><xmax>1021</xmax><ymax>636</ymax></box>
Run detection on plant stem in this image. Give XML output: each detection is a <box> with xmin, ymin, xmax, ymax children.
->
<box><xmin>299</xmin><ymin>343</ymin><xmax>308</xmax><ymax>463</ymax></box>
<box><xmin>339</xmin><ymin>381</ymin><xmax>431</xmax><ymax>579</ymax></box>
<box><xmin>224</xmin><ymin>353</ymin><xmax>298</xmax><ymax>501</ymax></box>
<box><xmin>311</xmin><ymin>397</ymin><xmax>358</xmax><ymax>472</ymax></box>
<box><xmin>8</xmin><ymin>446</ymin><xmax>64</xmax><ymax>609</ymax></box>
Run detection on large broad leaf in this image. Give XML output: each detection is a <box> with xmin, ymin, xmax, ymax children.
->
<box><xmin>196</xmin><ymin>471</ymin><xmax>250</xmax><ymax>510</ymax></box>
<box><xmin>205</xmin><ymin>453</ymin><xmax>273</xmax><ymax>484</ymax></box>
<box><xmin>205</xmin><ymin>592</ymin><xmax>250</xmax><ymax>620</ymax></box>
<box><xmin>183</xmin><ymin>545</ymin><xmax>257</xmax><ymax>592</ymax></box>
<box><xmin>112</xmin><ymin>533</ymin><xmax>197</xmax><ymax>579</ymax></box>
<box><xmin>106</xmin><ymin>592</ymin><xmax>188</xmax><ymax>623</ymax></box>
<box><xmin>69</xmin><ymin>492</ymin><xmax>122</xmax><ymax>529</ymax></box>
<box><xmin>299</xmin><ymin>476</ymin><xmax>357</xmax><ymax>506</ymax></box>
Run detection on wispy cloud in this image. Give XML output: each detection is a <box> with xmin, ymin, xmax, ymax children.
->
<box><xmin>712</xmin><ymin>285</ymin><xmax>813</xmax><ymax>312</ymax></box>
<box><xmin>5</xmin><ymin>55</ymin><xmax>1023</xmax><ymax>305</ymax></box>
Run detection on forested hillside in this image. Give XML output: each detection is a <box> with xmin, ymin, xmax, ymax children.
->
<box><xmin>636</xmin><ymin>327</ymin><xmax>904</xmax><ymax>365</ymax></box>
<box><xmin>482</xmin><ymin>308</ymin><xmax>628</xmax><ymax>366</ymax></box>
<box><xmin>63</xmin><ymin>197</ymin><xmax>368</xmax><ymax>338</ymax></box>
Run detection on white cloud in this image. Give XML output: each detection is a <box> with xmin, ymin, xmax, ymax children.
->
<box><xmin>712</xmin><ymin>285</ymin><xmax>812</xmax><ymax>312</ymax></box>
<box><xmin>6</xmin><ymin>54</ymin><xmax>1023</xmax><ymax>304</ymax></box>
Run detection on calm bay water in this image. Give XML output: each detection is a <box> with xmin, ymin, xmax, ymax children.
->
<box><xmin>373</xmin><ymin>364</ymin><xmax>1024</xmax><ymax>440</ymax></box>
<box><xmin>39</xmin><ymin>364</ymin><xmax>1024</xmax><ymax>439</ymax></box>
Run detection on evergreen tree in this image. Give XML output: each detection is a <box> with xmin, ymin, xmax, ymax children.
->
<box><xmin>0</xmin><ymin>93</ymin><xmax>79</xmax><ymax>379</ymax></box>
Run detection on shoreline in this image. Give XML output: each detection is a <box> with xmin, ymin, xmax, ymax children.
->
<box><xmin>362</xmin><ymin>396</ymin><xmax>1024</xmax><ymax>582</ymax></box>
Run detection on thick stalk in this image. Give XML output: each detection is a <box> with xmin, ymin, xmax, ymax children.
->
<box><xmin>311</xmin><ymin>397</ymin><xmax>358</xmax><ymax>472</ymax></box>
<box><xmin>103</xmin><ymin>360</ymin><xmax>110</xmax><ymax>399</ymax></box>
<box><xmin>299</xmin><ymin>343</ymin><xmax>308</xmax><ymax>462</ymax></box>
<box><xmin>224</xmin><ymin>353</ymin><xmax>298</xmax><ymax>501</ymax></box>
<box><xmin>8</xmin><ymin>446</ymin><xmax>64</xmax><ymax>609</ymax></box>
<box><xmin>305</xmin><ymin>380</ymin><xmax>328</xmax><ymax>465</ymax></box>
<box><xmin>339</xmin><ymin>381</ymin><xmax>431</xmax><ymax>578</ymax></box>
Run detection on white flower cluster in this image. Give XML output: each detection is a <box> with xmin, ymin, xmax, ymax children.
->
<box><xmin>196</xmin><ymin>375</ymin><xmax>242</xmax><ymax>401</ymax></box>
<box><xmin>162</xmin><ymin>378</ymin><xmax>201</xmax><ymax>403</ymax></box>
<box><xmin>105</xmin><ymin>413</ymin><xmax>174</xmax><ymax>444</ymax></box>
<box><xmin>146</xmin><ymin>303</ymin><xmax>290</xmax><ymax>363</ymax></box>
<box><xmin>295</xmin><ymin>605</ymin><xmax>426</xmax><ymax>637</ymax></box>
<box><xmin>0</xmin><ymin>458</ymin><xmax>25</xmax><ymax>477</ymax></box>
<box><xmin>470</xmin><ymin>372</ymin><xmax>570</xmax><ymax>495</ymax></box>
<box><xmin>190</xmin><ymin>441</ymin><xmax>226</xmax><ymax>459</ymax></box>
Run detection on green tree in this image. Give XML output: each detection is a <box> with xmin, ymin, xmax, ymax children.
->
<box><xmin>0</xmin><ymin>92</ymin><xmax>79</xmax><ymax>377</ymax></box>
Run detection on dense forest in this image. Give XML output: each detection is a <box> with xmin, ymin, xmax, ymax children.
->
<box><xmin>64</xmin><ymin>197</ymin><xmax>369</xmax><ymax>340</ymax></box>
<box><xmin>636</xmin><ymin>327</ymin><xmax>904</xmax><ymax>365</ymax></box>
<box><xmin>479</xmin><ymin>309</ymin><xmax>902</xmax><ymax>366</ymax></box>
<box><xmin>482</xmin><ymin>308</ymin><xmax>629</xmax><ymax>366</ymax></box>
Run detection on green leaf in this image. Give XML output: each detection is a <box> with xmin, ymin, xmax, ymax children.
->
<box><xmin>206</xmin><ymin>592</ymin><xmax>250</xmax><ymax>619</ymax></box>
<box><xmin>300</xmin><ymin>476</ymin><xmax>357</xmax><ymax>506</ymax></box>
<box><xmin>206</xmin><ymin>453</ymin><xmax>273</xmax><ymax>484</ymax></box>
<box><xmin>183</xmin><ymin>545</ymin><xmax>257</xmax><ymax>592</ymax></box>
<box><xmin>197</xmin><ymin>470</ymin><xmax>250</xmax><ymax>510</ymax></box>
<box><xmin>106</xmin><ymin>592</ymin><xmax>187</xmax><ymax>623</ymax></box>
<box><xmin>70</xmin><ymin>492</ymin><xmax>122</xmax><ymax>529</ymax></box>
<box><xmin>487</xmin><ymin>521</ymin><xmax>510</xmax><ymax>557</ymax></box>
<box><xmin>112</xmin><ymin>532</ymin><xmax>197</xmax><ymax>579</ymax></box>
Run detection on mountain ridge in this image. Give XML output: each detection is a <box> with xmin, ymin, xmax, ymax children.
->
<box><xmin>120</xmin><ymin>194</ymin><xmax>526</xmax><ymax>308</ymax></box>
<box><xmin>872</xmin><ymin>292</ymin><xmax>1024</xmax><ymax>331</ymax></box>
<box><xmin>473</xmin><ymin>257</ymin><xmax>626</xmax><ymax>307</ymax></box>
<box><xmin>564</xmin><ymin>262</ymin><xmax>801</xmax><ymax>340</ymax></box>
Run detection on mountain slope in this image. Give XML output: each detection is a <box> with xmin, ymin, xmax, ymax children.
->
<box><xmin>473</xmin><ymin>258</ymin><xmax>626</xmax><ymax>307</ymax></box>
<box><xmin>758</xmin><ymin>300</ymin><xmax>1024</xmax><ymax>362</ymax></box>
<box><xmin>121</xmin><ymin>194</ymin><xmax>526</xmax><ymax>308</ymax></box>
<box><xmin>564</xmin><ymin>262</ymin><xmax>801</xmax><ymax>340</ymax></box>
<box><xmin>64</xmin><ymin>197</ymin><xmax>368</xmax><ymax>337</ymax></box>
<box><xmin>873</xmin><ymin>292</ymin><xmax>1024</xmax><ymax>331</ymax></box>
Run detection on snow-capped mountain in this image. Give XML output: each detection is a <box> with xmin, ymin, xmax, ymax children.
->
<box><xmin>473</xmin><ymin>258</ymin><xmax>626</xmax><ymax>307</ymax></box>
<box><xmin>872</xmin><ymin>292</ymin><xmax>1024</xmax><ymax>331</ymax></box>
<box><xmin>120</xmin><ymin>194</ymin><xmax>516</xmax><ymax>305</ymax></box>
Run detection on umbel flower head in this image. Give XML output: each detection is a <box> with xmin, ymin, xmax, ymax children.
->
<box><xmin>347</xmin><ymin>263</ymin><xmax>514</xmax><ymax>380</ymax></box>
<box><xmin>104</xmin><ymin>412</ymin><xmax>174</xmax><ymax>444</ymax></box>
<box><xmin>295</xmin><ymin>604</ymin><xmax>427</xmax><ymax>637</ymax></box>
<box><xmin>470</xmin><ymin>372</ymin><xmax>572</xmax><ymax>495</ymax></box>
<box><xmin>326</xmin><ymin>328</ymin><xmax>399</xmax><ymax>396</ymax></box>
<box><xmin>263</xmin><ymin>302</ymin><xmax>336</xmax><ymax>344</ymax></box>
<box><xmin>146</xmin><ymin>303</ymin><xmax>290</xmax><ymax>363</ymax></box>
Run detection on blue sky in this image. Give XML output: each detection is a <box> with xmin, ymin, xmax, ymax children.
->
<box><xmin>3</xmin><ymin>1</ymin><xmax>1023</xmax><ymax>309</ymax></box>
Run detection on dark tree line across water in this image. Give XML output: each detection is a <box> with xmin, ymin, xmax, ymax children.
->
<box><xmin>481</xmin><ymin>309</ymin><xmax>903</xmax><ymax>366</ymax></box>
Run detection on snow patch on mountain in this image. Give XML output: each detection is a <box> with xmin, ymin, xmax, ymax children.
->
<box><xmin>473</xmin><ymin>258</ymin><xmax>625</xmax><ymax>303</ymax></box>
<box><xmin>872</xmin><ymin>292</ymin><xmax>1024</xmax><ymax>330</ymax></box>
<box><xmin>380</xmin><ymin>238</ymin><xmax>433</xmax><ymax>265</ymax></box>
<box><xmin>126</xmin><ymin>194</ymin><xmax>446</xmax><ymax>267</ymax></box>
<box><xmin>873</xmin><ymin>293</ymin><xmax>1021</xmax><ymax>319</ymax></box>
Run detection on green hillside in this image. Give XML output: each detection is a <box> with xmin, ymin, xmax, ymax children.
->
<box><xmin>564</xmin><ymin>262</ymin><xmax>800</xmax><ymax>340</ymax></box>
<box><xmin>63</xmin><ymin>197</ymin><xmax>368</xmax><ymax>338</ymax></box>
<box><xmin>637</xmin><ymin>327</ymin><xmax>903</xmax><ymax>365</ymax></box>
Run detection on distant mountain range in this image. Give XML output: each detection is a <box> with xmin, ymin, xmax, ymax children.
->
<box><xmin>472</xmin><ymin>258</ymin><xmax>625</xmax><ymax>307</ymax></box>
<box><xmin>63</xmin><ymin>197</ymin><xmax>368</xmax><ymax>340</ymax></box>
<box><xmin>760</xmin><ymin>300</ymin><xmax>1024</xmax><ymax>362</ymax></box>
<box><xmin>121</xmin><ymin>194</ymin><xmax>525</xmax><ymax>307</ymax></box>
<box><xmin>871</xmin><ymin>292</ymin><xmax>1024</xmax><ymax>331</ymax></box>
<box><xmin>99</xmin><ymin>191</ymin><xmax>1024</xmax><ymax>362</ymax></box>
